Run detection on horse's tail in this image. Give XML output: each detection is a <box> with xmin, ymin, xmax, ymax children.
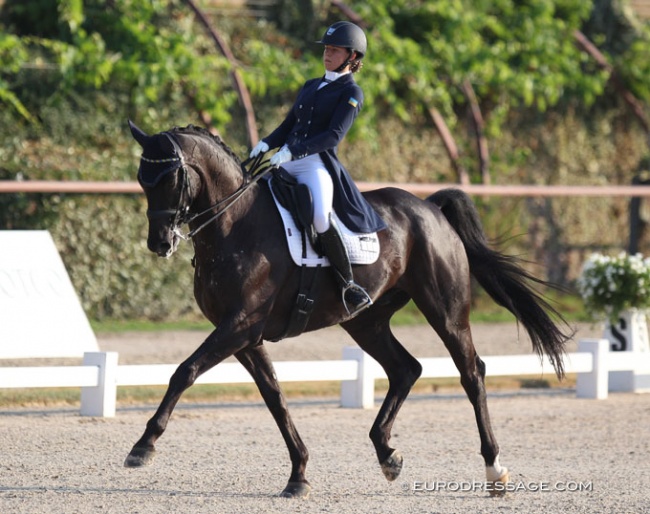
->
<box><xmin>427</xmin><ymin>188</ymin><xmax>572</xmax><ymax>378</ymax></box>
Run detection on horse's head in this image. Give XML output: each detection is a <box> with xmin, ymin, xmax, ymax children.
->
<box><xmin>129</xmin><ymin>120</ymin><xmax>201</xmax><ymax>258</ymax></box>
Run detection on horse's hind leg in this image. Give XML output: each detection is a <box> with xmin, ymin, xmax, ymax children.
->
<box><xmin>420</xmin><ymin>308</ymin><xmax>510</xmax><ymax>494</ymax></box>
<box><xmin>342</xmin><ymin>314</ymin><xmax>422</xmax><ymax>482</ymax></box>
<box><xmin>407</xmin><ymin>232</ymin><xmax>510</xmax><ymax>494</ymax></box>
<box><xmin>235</xmin><ymin>344</ymin><xmax>311</xmax><ymax>499</ymax></box>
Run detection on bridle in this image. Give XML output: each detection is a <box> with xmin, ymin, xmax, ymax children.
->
<box><xmin>138</xmin><ymin>132</ymin><xmax>272</xmax><ymax>241</ymax></box>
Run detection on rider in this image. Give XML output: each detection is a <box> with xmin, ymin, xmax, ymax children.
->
<box><xmin>250</xmin><ymin>21</ymin><xmax>386</xmax><ymax>318</ymax></box>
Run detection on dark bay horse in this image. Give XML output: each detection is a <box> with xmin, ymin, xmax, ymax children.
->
<box><xmin>125</xmin><ymin>121</ymin><xmax>571</xmax><ymax>498</ymax></box>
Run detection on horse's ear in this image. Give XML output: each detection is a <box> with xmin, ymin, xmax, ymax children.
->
<box><xmin>128</xmin><ymin>119</ymin><xmax>149</xmax><ymax>147</ymax></box>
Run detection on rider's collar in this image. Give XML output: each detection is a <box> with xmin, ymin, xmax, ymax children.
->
<box><xmin>323</xmin><ymin>69</ymin><xmax>350</xmax><ymax>83</ymax></box>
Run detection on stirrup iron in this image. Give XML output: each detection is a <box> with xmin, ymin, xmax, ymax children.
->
<box><xmin>342</xmin><ymin>282</ymin><xmax>373</xmax><ymax>318</ymax></box>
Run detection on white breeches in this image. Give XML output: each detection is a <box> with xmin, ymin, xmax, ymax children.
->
<box><xmin>280</xmin><ymin>153</ymin><xmax>333</xmax><ymax>234</ymax></box>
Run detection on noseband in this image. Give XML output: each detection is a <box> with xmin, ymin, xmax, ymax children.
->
<box><xmin>138</xmin><ymin>132</ymin><xmax>271</xmax><ymax>241</ymax></box>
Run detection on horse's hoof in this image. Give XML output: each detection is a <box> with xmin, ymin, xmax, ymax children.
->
<box><xmin>380</xmin><ymin>449</ymin><xmax>403</xmax><ymax>482</ymax></box>
<box><xmin>279</xmin><ymin>481</ymin><xmax>311</xmax><ymax>499</ymax></box>
<box><xmin>487</xmin><ymin>468</ymin><xmax>510</xmax><ymax>497</ymax></box>
<box><xmin>124</xmin><ymin>446</ymin><xmax>156</xmax><ymax>467</ymax></box>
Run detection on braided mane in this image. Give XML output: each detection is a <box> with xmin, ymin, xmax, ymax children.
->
<box><xmin>170</xmin><ymin>124</ymin><xmax>242</xmax><ymax>165</ymax></box>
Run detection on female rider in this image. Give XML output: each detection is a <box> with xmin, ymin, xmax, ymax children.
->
<box><xmin>250</xmin><ymin>21</ymin><xmax>386</xmax><ymax>318</ymax></box>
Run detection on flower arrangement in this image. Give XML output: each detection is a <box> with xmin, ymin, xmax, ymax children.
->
<box><xmin>577</xmin><ymin>252</ymin><xmax>650</xmax><ymax>322</ymax></box>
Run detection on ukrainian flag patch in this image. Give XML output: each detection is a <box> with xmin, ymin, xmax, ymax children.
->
<box><xmin>348</xmin><ymin>97</ymin><xmax>359</xmax><ymax>108</ymax></box>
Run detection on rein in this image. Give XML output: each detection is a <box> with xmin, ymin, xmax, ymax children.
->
<box><xmin>180</xmin><ymin>153</ymin><xmax>272</xmax><ymax>240</ymax></box>
<box><xmin>140</xmin><ymin>133</ymin><xmax>272</xmax><ymax>241</ymax></box>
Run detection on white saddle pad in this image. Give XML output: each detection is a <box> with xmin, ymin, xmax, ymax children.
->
<box><xmin>269</xmin><ymin>181</ymin><xmax>380</xmax><ymax>267</ymax></box>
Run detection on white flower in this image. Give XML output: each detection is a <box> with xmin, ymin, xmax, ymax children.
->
<box><xmin>578</xmin><ymin>252</ymin><xmax>650</xmax><ymax>321</ymax></box>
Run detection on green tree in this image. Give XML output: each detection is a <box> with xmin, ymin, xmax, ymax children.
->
<box><xmin>351</xmin><ymin>1</ymin><xmax>608</xmax><ymax>132</ymax></box>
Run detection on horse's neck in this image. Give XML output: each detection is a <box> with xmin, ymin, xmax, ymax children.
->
<box><xmin>202</xmin><ymin>157</ymin><xmax>245</xmax><ymax>206</ymax></box>
<box><xmin>182</xmin><ymin>133</ymin><xmax>244</xmax><ymax>208</ymax></box>
<box><xmin>191</xmin><ymin>154</ymin><xmax>257</xmax><ymax>245</ymax></box>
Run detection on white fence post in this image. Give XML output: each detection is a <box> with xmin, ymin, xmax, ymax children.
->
<box><xmin>341</xmin><ymin>346</ymin><xmax>376</xmax><ymax>409</ymax></box>
<box><xmin>576</xmin><ymin>339</ymin><xmax>608</xmax><ymax>399</ymax></box>
<box><xmin>80</xmin><ymin>352</ymin><xmax>118</xmax><ymax>417</ymax></box>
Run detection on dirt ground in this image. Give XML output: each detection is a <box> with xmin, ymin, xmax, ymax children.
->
<box><xmin>1</xmin><ymin>322</ymin><xmax>649</xmax><ymax>513</ymax></box>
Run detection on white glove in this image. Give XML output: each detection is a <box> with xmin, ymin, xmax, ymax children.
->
<box><xmin>270</xmin><ymin>146</ymin><xmax>292</xmax><ymax>167</ymax></box>
<box><xmin>249</xmin><ymin>140</ymin><xmax>269</xmax><ymax>158</ymax></box>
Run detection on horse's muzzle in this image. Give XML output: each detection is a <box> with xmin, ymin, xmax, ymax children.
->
<box><xmin>147</xmin><ymin>228</ymin><xmax>180</xmax><ymax>258</ymax></box>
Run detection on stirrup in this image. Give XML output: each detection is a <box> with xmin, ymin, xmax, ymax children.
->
<box><xmin>341</xmin><ymin>282</ymin><xmax>373</xmax><ymax>318</ymax></box>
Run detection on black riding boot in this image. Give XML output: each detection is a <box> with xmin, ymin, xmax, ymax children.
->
<box><xmin>319</xmin><ymin>217</ymin><xmax>373</xmax><ymax>318</ymax></box>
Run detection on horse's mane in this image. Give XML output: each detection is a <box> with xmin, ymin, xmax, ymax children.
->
<box><xmin>171</xmin><ymin>124</ymin><xmax>242</xmax><ymax>165</ymax></box>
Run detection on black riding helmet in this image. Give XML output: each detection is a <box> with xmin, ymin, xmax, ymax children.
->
<box><xmin>316</xmin><ymin>21</ymin><xmax>367</xmax><ymax>72</ymax></box>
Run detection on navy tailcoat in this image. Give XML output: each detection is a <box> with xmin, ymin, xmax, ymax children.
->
<box><xmin>263</xmin><ymin>74</ymin><xmax>386</xmax><ymax>234</ymax></box>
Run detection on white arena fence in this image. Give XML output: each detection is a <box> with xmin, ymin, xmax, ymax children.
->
<box><xmin>1</xmin><ymin>339</ymin><xmax>649</xmax><ymax>417</ymax></box>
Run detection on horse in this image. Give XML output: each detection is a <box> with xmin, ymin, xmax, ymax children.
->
<box><xmin>125</xmin><ymin>121</ymin><xmax>572</xmax><ymax>498</ymax></box>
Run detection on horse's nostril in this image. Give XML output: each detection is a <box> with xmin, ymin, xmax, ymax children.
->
<box><xmin>147</xmin><ymin>239</ymin><xmax>171</xmax><ymax>256</ymax></box>
<box><xmin>157</xmin><ymin>242</ymin><xmax>171</xmax><ymax>256</ymax></box>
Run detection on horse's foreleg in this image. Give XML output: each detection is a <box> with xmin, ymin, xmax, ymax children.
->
<box><xmin>235</xmin><ymin>345</ymin><xmax>311</xmax><ymax>499</ymax></box>
<box><xmin>343</xmin><ymin>320</ymin><xmax>422</xmax><ymax>482</ymax></box>
<box><xmin>124</xmin><ymin>328</ymin><xmax>249</xmax><ymax>468</ymax></box>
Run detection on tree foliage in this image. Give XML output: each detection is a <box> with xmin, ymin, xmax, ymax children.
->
<box><xmin>2</xmin><ymin>0</ymin><xmax>648</xmax><ymax>139</ymax></box>
<box><xmin>349</xmin><ymin>0</ymin><xmax>615</xmax><ymax>135</ymax></box>
<box><xmin>2</xmin><ymin>0</ymin><xmax>244</xmax><ymax>129</ymax></box>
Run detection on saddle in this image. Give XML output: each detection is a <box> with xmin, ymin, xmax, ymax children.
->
<box><xmin>269</xmin><ymin>168</ymin><xmax>321</xmax><ymax>254</ymax></box>
<box><xmin>268</xmin><ymin>169</ymin><xmax>380</xmax><ymax>267</ymax></box>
